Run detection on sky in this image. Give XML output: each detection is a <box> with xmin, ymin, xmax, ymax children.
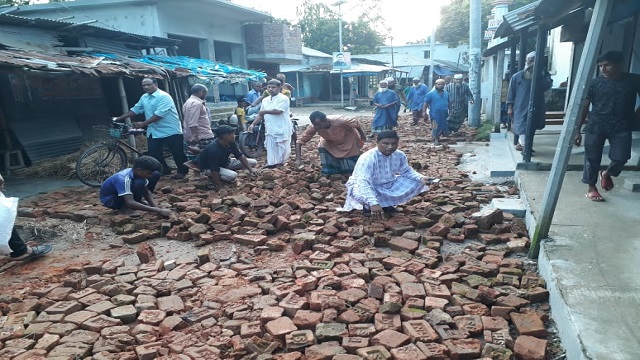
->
<box><xmin>230</xmin><ymin>0</ymin><xmax>447</xmax><ymax>46</ymax></box>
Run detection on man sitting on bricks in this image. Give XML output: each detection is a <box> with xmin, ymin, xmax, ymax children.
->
<box><xmin>99</xmin><ymin>155</ymin><xmax>172</xmax><ymax>217</ymax></box>
<box><xmin>187</xmin><ymin>125</ymin><xmax>260</xmax><ymax>190</ymax></box>
<box><xmin>341</xmin><ymin>130</ymin><xmax>433</xmax><ymax>219</ymax></box>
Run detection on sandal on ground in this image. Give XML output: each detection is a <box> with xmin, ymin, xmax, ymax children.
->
<box><xmin>600</xmin><ymin>171</ymin><xmax>614</xmax><ymax>191</ymax></box>
<box><xmin>171</xmin><ymin>173</ymin><xmax>186</xmax><ymax>180</ymax></box>
<box><xmin>10</xmin><ymin>244</ymin><xmax>52</xmax><ymax>261</ymax></box>
<box><xmin>585</xmin><ymin>191</ymin><xmax>605</xmax><ymax>202</ymax></box>
<box><xmin>515</xmin><ymin>144</ymin><xmax>523</xmax><ymax>151</ymax></box>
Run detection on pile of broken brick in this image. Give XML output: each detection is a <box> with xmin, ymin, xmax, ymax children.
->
<box><xmin>0</xmin><ymin>122</ymin><xmax>554</xmax><ymax>360</ymax></box>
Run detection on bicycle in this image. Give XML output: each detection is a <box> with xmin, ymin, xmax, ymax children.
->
<box><xmin>75</xmin><ymin>121</ymin><xmax>146</xmax><ymax>187</ymax></box>
<box><xmin>238</xmin><ymin>116</ymin><xmax>299</xmax><ymax>159</ymax></box>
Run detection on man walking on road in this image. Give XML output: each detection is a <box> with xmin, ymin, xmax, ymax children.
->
<box><xmin>407</xmin><ymin>77</ymin><xmax>429</xmax><ymax>125</ymax></box>
<box><xmin>445</xmin><ymin>74</ymin><xmax>474</xmax><ymax>133</ymax></box>
<box><xmin>114</xmin><ymin>78</ymin><xmax>188</xmax><ymax>179</ymax></box>
<box><xmin>575</xmin><ymin>50</ymin><xmax>640</xmax><ymax>202</ymax></box>
<box><xmin>424</xmin><ymin>79</ymin><xmax>450</xmax><ymax>145</ymax></box>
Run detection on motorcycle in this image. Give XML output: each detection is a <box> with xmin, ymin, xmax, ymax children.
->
<box><xmin>238</xmin><ymin>105</ymin><xmax>298</xmax><ymax>159</ymax></box>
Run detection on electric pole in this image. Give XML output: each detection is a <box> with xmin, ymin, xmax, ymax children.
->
<box><xmin>469</xmin><ymin>0</ymin><xmax>482</xmax><ymax>127</ymax></box>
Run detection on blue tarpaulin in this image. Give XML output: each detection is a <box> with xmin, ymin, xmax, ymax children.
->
<box><xmin>136</xmin><ymin>55</ymin><xmax>266</xmax><ymax>83</ymax></box>
<box><xmin>89</xmin><ymin>53</ymin><xmax>266</xmax><ymax>83</ymax></box>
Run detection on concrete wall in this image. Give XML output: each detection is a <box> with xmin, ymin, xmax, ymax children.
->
<box><xmin>379</xmin><ymin>43</ymin><xmax>469</xmax><ymax>64</ymax></box>
<box><xmin>548</xmin><ymin>27</ymin><xmax>572</xmax><ymax>87</ymax></box>
<box><xmin>19</xmin><ymin>4</ymin><xmax>162</xmax><ymax>37</ymax></box>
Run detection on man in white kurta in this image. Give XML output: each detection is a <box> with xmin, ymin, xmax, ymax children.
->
<box><xmin>250</xmin><ymin>79</ymin><xmax>292</xmax><ymax>167</ymax></box>
<box><xmin>343</xmin><ymin>130</ymin><xmax>431</xmax><ymax>219</ymax></box>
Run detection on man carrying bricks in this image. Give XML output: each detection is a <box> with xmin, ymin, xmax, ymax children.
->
<box><xmin>342</xmin><ymin>130</ymin><xmax>432</xmax><ymax>219</ymax></box>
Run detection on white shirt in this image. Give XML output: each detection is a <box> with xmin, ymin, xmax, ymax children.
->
<box><xmin>261</xmin><ymin>93</ymin><xmax>292</xmax><ymax>141</ymax></box>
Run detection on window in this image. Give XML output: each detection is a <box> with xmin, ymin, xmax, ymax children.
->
<box><xmin>423</xmin><ymin>50</ymin><xmax>431</xmax><ymax>59</ymax></box>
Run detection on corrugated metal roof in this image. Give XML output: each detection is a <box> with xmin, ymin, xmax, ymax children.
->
<box><xmin>0</xmin><ymin>50</ymin><xmax>167</xmax><ymax>77</ymax></box>
<box><xmin>84</xmin><ymin>37</ymin><xmax>141</xmax><ymax>58</ymax></box>
<box><xmin>494</xmin><ymin>0</ymin><xmax>592</xmax><ymax>39</ymax></box>
<box><xmin>301</xmin><ymin>46</ymin><xmax>332</xmax><ymax>58</ymax></box>
<box><xmin>0</xmin><ymin>27</ymin><xmax>64</xmax><ymax>53</ymax></box>
<box><xmin>494</xmin><ymin>1</ymin><xmax>541</xmax><ymax>39</ymax></box>
<box><xmin>0</xmin><ymin>14</ymin><xmax>180</xmax><ymax>48</ymax></box>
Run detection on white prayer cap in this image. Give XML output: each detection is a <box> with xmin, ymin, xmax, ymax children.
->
<box><xmin>379</xmin><ymin>79</ymin><xmax>388</xmax><ymax>84</ymax></box>
<box><xmin>453</xmin><ymin>74</ymin><xmax>463</xmax><ymax>79</ymax></box>
<box><xmin>412</xmin><ymin>77</ymin><xmax>420</xmax><ymax>81</ymax></box>
<box><xmin>526</xmin><ymin>51</ymin><xmax>536</xmax><ymax>58</ymax></box>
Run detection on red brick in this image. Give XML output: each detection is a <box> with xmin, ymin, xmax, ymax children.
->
<box><xmin>444</xmin><ymin>338</ymin><xmax>482</xmax><ymax>360</ymax></box>
<box><xmin>293</xmin><ymin>310</ymin><xmax>323</xmax><ymax>329</ymax></box>
<box><xmin>388</xmin><ymin>237</ymin><xmax>419</xmax><ymax>254</ymax></box>
<box><xmin>342</xmin><ymin>337</ymin><xmax>369</xmax><ymax>353</ymax></box>
<box><xmin>265</xmin><ymin>317</ymin><xmax>297</xmax><ymax>338</ymax></box>
<box><xmin>401</xmin><ymin>319</ymin><xmax>438</xmax><ymax>342</ymax></box>
<box><xmin>370</xmin><ymin>329</ymin><xmax>410</xmax><ymax>349</ymax></box>
<box><xmin>509</xmin><ymin>312</ymin><xmax>547</xmax><ymax>337</ymax></box>
<box><xmin>391</xmin><ymin>343</ymin><xmax>427</xmax><ymax>359</ymax></box>
<box><xmin>513</xmin><ymin>335</ymin><xmax>547</xmax><ymax>360</ymax></box>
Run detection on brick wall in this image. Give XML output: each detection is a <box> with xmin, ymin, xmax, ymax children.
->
<box><xmin>244</xmin><ymin>23</ymin><xmax>302</xmax><ymax>58</ymax></box>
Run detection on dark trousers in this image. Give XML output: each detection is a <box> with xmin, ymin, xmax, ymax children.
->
<box><xmin>9</xmin><ymin>228</ymin><xmax>28</xmax><ymax>258</ymax></box>
<box><xmin>582</xmin><ymin>131</ymin><xmax>631</xmax><ymax>186</ymax></box>
<box><xmin>102</xmin><ymin>171</ymin><xmax>161</xmax><ymax>210</ymax></box>
<box><xmin>147</xmin><ymin>134</ymin><xmax>188</xmax><ymax>175</ymax></box>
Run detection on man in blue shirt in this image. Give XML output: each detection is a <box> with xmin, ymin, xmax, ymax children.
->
<box><xmin>99</xmin><ymin>156</ymin><xmax>171</xmax><ymax>216</ymax></box>
<box><xmin>245</xmin><ymin>82</ymin><xmax>263</xmax><ymax>105</ymax></box>
<box><xmin>114</xmin><ymin>78</ymin><xmax>188</xmax><ymax>179</ymax></box>
<box><xmin>424</xmin><ymin>79</ymin><xmax>450</xmax><ymax>145</ymax></box>
<box><xmin>406</xmin><ymin>77</ymin><xmax>429</xmax><ymax>125</ymax></box>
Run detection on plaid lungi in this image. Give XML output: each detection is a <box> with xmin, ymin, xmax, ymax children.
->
<box><xmin>318</xmin><ymin>147</ymin><xmax>359</xmax><ymax>175</ymax></box>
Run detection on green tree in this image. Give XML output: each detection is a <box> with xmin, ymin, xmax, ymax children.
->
<box><xmin>296</xmin><ymin>0</ymin><xmax>385</xmax><ymax>55</ymax></box>
<box><xmin>435</xmin><ymin>0</ymin><xmax>537</xmax><ymax>48</ymax></box>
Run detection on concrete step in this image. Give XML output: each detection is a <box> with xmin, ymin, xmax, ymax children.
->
<box><xmin>489</xmin><ymin>132</ymin><xmax>518</xmax><ymax>177</ymax></box>
<box><xmin>489</xmin><ymin>197</ymin><xmax>526</xmax><ymax>217</ymax></box>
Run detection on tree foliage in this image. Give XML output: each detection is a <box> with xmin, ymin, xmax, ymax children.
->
<box><xmin>296</xmin><ymin>0</ymin><xmax>385</xmax><ymax>55</ymax></box>
<box><xmin>435</xmin><ymin>0</ymin><xmax>537</xmax><ymax>48</ymax></box>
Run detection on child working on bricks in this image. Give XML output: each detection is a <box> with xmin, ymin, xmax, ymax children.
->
<box><xmin>99</xmin><ymin>155</ymin><xmax>172</xmax><ymax>217</ymax></box>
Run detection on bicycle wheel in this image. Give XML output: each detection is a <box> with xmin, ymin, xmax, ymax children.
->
<box><xmin>239</xmin><ymin>131</ymin><xmax>264</xmax><ymax>159</ymax></box>
<box><xmin>76</xmin><ymin>144</ymin><xmax>128</xmax><ymax>187</ymax></box>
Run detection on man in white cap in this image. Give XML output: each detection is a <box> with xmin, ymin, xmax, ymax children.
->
<box><xmin>386</xmin><ymin>77</ymin><xmax>406</xmax><ymax>120</ymax></box>
<box><xmin>406</xmin><ymin>77</ymin><xmax>428</xmax><ymax>125</ymax></box>
<box><xmin>507</xmin><ymin>51</ymin><xmax>552</xmax><ymax>152</ymax></box>
<box><xmin>444</xmin><ymin>74</ymin><xmax>474</xmax><ymax>133</ymax></box>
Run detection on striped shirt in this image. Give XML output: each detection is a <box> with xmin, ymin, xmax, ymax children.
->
<box><xmin>99</xmin><ymin>168</ymin><xmax>148</xmax><ymax>203</ymax></box>
<box><xmin>444</xmin><ymin>83</ymin><xmax>473</xmax><ymax>116</ymax></box>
